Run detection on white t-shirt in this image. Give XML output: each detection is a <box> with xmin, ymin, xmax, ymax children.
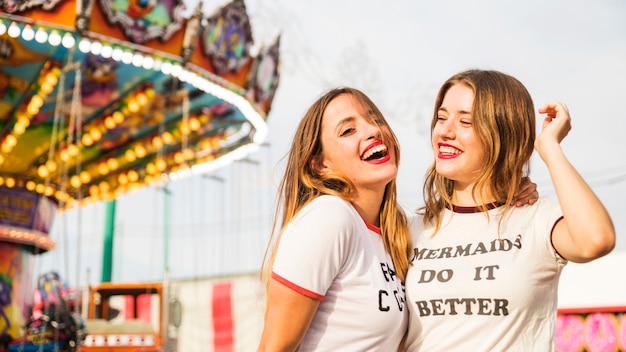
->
<box><xmin>405</xmin><ymin>197</ymin><xmax>566</xmax><ymax>352</ymax></box>
<box><xmin>272</xmin><ymin>195</ymin><xmax>408</xmax><ymax>351</ymax></box>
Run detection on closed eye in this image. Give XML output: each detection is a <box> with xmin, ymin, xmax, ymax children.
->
<box><xmin>340</xmin><ymin>127</ymin><xmax>355</xmax><ymax>137</ymax></box>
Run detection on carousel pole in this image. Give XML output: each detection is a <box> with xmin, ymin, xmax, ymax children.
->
<box><xmin>163</xmin><ymin>185</ymin><xmax>170</xmax><ymax>274</ymax></box>
<box><xmin>101</xmin><ymin>200</ymin><xmax>116</xmax><ymax>283</ymax></box>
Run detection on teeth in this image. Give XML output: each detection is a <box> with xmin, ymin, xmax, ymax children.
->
<box><xmin>362</xmin><ymin>144</ymin><xmax>387</xmax><ymax>160</ymax></box>
<box><xmin>439</xmin><ymin>146</ymin><xmax>460</xmax><ymax>154</ymax></box>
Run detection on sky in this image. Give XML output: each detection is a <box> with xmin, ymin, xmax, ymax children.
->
<box><xmin>36</xmin><ymin>0</ymin><xmax>626</xmax><ymax>288</ymax></box>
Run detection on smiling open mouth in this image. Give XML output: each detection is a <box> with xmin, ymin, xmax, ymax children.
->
<box><xmin>362</xmin><ymin>144</ymin><xmax>388</xmax><ymax>161</ymax></box>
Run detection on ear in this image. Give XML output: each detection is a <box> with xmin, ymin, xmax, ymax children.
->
<box><xmin>310</xmin><ymin>156</ymin><xmax>328</xmax><ymax>176</ymax></box>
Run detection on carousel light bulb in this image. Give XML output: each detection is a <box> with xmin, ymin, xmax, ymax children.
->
<box><xmin>0</xmin><ymin>154</ymin><xmax>3</xmax><ymax>165</ymax></box>
<box><xmin>142</xmin><ymin>56</ymin><xmax>154</xmax><ymax>70</ymax></box>
<box><xmin>21</xmin><ymin>24</ymin><xmax>34</xmax><ymax>41</ymax></box>
<box><xmin>78</xmin><ymin>38</ymin><xmax>91</xmax><ymax>53</ymax></box>
<box><xmin>59</xmin><ymin>149</ymin><xmax>70</xmax><ymax>162</ymax></box>
<box><xmin>183</xmin><ymin>148</ymin><xmax>195</xmax><ymax>160</ymax></box>
<box><xmin>118</xmin><ymin>173</ymin><xmax>128</xmax><ymax>185</ymax></box>
<box><xmin>174</xmin><ymin>151</ymin><xmax>184</xmax><ymax>164</ymax></box>
<box><xmin>99</xmin><ymin>181</ymin><xmax>110</xmax><ymax>193</ymax></box>
<box><xmin>44</xmin><ymin>186</ymin><xmax>54</xmax><ymax>196</ymax></box>
<box><xmin>111</xmin><ymin>47</ymin><xmax>123</xmax><ymax>61</ymax></box>
<box><xmin>8</xmin><ymin>22</ymin><xmax>21</xmax><ymax>38</ymax></box>
<box><xmin>30</xmin><ymin>95</ymin><xmax>44</xmax><ymax>108</ymax></box>
<box><xmin>61</xmin><ymin>33</ymin><xmax>75</xmax><ymax>48</ymax></box>
<box><xmin>17</xmin><ymin>115</ymin><xmax>30</xmax><ymax>127</ymax></box>
<box><xmin>127</xmin><ymin>170</ymin><xmax>139</xmax><ymax>182</ymax></box>
<box><xmin>134</xmin><ymin>145</ymin><xmax>146</xmax><ymax>158</ymax></box>
<box><xmin>82</xmin><ymin>133</ymin><xmax>94</xmax><ymax>146</ymax></box>
<box><xmin>127</xmin><ymin>100</ymin><xmax>139</xmax><ymax>113</ymax></box>
<box><xmin>0</xmin><ymin>21</ymin><xmax>6</xmax><ymax>35</ymax></box>
<box><xmin>90</xmin><ymin>128</ymin><xmax>102</xmax><ymax>141</ymax></box>
<box><xmin>26</xmin><ymin>181</ymin><xmax>36</xmax><ymax>191</ymax></box>
<box><xmin>34</xmin><ymin>27</ymin><xmax>48</xmax><ymax>43</ymax></box>
<box><xmin>125</xmin><ymin>149</ymin><xmax>136</xmax><ymax>162</ymax></box>
<box><xmin>97</xmin><ymin>162</ymin><xmax>109</xmax><ymax>175</ymax></box>
<box><xmin>13</xmin><ymin>123</ymin><xmax>26</xmax><ymax>135</ymax></box>
<box><xmin>179</xmin><ymin>124</ymin><xmax>190</xmax><ymax>136</ymax></box>
<box><xmin>80</xmin><ymin>170</ymin><xmax>91</xmax><ymax>183</ymax></box>
<box><xmin>68</xmin><ymin>144</ymin><xmax>79</xmax><ymax>156</ymax></box>
<box><xmin>156</xmin><ymin>158</ymin><xmax>166</xmax><ymax>171</ymax></box>
<box><xmin>177</xmin><ymin>69</ymin><xmax>189</xmax><ymax>82</ymax></box>
<box><xmin>152</xmin><ymin>59</ymin><xmax>162</xmax><ymax>72</ymax></box>
<box><xmin>38</xmin><ymin>165</ymin><xmax>49</xmax><ymax>178</ymax></box>
<box><xmin>4</xmin><ymin>134</ymin><xmax>16</xmax><ymax>148</ymax></box>
<box><xmin>27</xmin><ymin>102</ymin><xmax>40</xmax><ymax>116</ymax></box>
<box><xmin>171</xmin><ymin>64</ymin><xmax>183</xmax><ymax>77</ymax></box>
<box><xmin>45</xmin><ymin>160</ymin><xmax>57</xmax><ymax>172</ymax></box>
<box><xmin>104</xmin><ymin>116</ymin><xmax>116</xmax><ymax>129</ymax></box>
<box><xmin>90</xmin><ymin>41</ymin><xmax>103</xmax><ymax>55</ymax></box>
<box><xmin>135</xmin><ymin>92</ymin><xmax>148</xmax><ymax>106</ymax></box>
<box><xmin>48</xmin><ymin>30</ymin><xmax>62</xmax><ymax>46</ymax></box>
<box><xmin>39</xmin><ymin>82</ymin><xmax>53</xmax><ymax>95</ymax></box>
<box><xmin>70</xmin><ymin>175</ymin><xmax>81</xmax><ymax>188</ymax></box>
<box><xmin>35</xmin><ymin>183</ymin><xmax>44</xmax><ymax>193</ymax></box>
<box><xmin>132</xmin><ymin>53</ymin><xmax>144</xmax><ymax>67</ymax></box>
<box><xmin>1</xmin><ymin>142</ymin><xmax>12</xmax><ymax>154</ymax></box>
<box><xmin>112</xmin><ymin>111</ymin><xmax>125</xmax><ymax>124</ymax></box>
<box><xmin>161</xmin><ymin>61</ymin><xmax>172</xmax><ymax>74</ymax></box>
<box><xmin>106</xmin><ymin>158</ymin><xmax>118</xmax><ymax>170</ymax></box>
<box><xmin>45</xmin><ymin>72</ymin><xmax>58</xmax><ymax>86</ymax></box>
<box><xmin>89</xmin><ymin>185</ymin><xmax>99</xmax><ymax>195</ymax></box>
<box><xmin>100</xmin><ymin>44</ymin><xmax>113</xmax><ymax>58</ymax></box>
<box><xmin>151</xmin><ymin>136</ymin><xmax>162</xmax><ymax>149</ymax></box>
<box><xmin>189</xmin><ymin>117</ymin><xmax>201</xmax><ymax>131</ymax></box>
<box><xmin>55</xmin><ymin>191</ymin><xmax>67</xmax><ymax>202</ymax></box>
<box><xmin>121</xmin><ymin>51</ymin><xmax>133</xmax><ymax>64</ymax></box>
<box><xmin>146</xmin><ymin>163</ymin><xmax>156</xmax><ymax>175</ymax></box>
<box><xmin>162</xmin><ymin>132</ymin><xmax>174</xmax><ymax>144</ymax></box>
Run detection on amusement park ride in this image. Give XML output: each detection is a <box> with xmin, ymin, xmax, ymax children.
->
<box><xmin>0</xmin><ymin>0</ymin><xmax>280</xmax><ymax>350</ymax></box>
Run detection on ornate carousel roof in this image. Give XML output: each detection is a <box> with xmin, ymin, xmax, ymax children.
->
<box><xmin>0</xmin><ymin>0</ymin><xmax>280</xmax><ymax>252</ymax></box>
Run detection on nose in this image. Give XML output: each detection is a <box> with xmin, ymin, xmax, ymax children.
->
<box><xmin>438</xmin><ymin>119</ymin><xmax>456</xmax><ymax>140</ymax></box>
<box><xmin>363</xmin><ymin>120</ymin><xmax>381</xmax><ymax>140</ymax></box>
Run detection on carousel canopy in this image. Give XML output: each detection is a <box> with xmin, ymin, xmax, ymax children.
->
<box><xmin>0</xmin><ymin>0</ymin><xmax>280</xmax><ymax>252</ymax></box>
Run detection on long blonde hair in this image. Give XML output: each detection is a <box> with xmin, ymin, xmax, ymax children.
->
<box><xmin>420</xmin><ymin>70</ymin><xmax>536</xmax><ymax>231</ymax></box>
<box><xmin>261</xmin><ymin>87</ymin><xmax>412</xmax><ymax>303</ymax></box>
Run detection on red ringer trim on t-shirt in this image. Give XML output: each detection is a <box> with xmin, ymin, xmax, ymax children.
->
<box><xmin>365</xmin><ymin>221</ymin><xmax>381</xmax><ymax>235</ymax></box>
<box><xmin>272</xmin><ymin>272</ymin><xmax>325</xmax><ymax>301</ymax></box>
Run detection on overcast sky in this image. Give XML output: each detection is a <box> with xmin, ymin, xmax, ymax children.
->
<box><xmin>38</xmin><ymin>0</ymin><xmax>626</xmax><ymax>286</ymax></box>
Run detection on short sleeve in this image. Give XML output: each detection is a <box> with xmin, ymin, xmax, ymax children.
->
<box><xmin>272</xmin><ymin>196</ymin><xmax>357</xmax><ymax>300</ymax></box>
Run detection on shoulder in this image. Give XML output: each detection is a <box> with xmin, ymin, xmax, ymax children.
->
<box><xmin>290</xmin><ymin>195</ymin><xmax>359</xmax><ymax>231</ymax></box>
<box><xmin>510</xmin><ymin>196</ymin><xmax>562</xmax><ymax>222</ymax></box>
<box><xmin>407</xmin><ymin>212</ymin><xmax>426</xmax><ymax>232</ymax></box>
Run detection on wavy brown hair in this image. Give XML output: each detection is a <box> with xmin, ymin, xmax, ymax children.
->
<box><xmin>420</xmin><ymin>70</ymin><xmax>536</xmax><ymax>232</ymax></box>
<box><xmin>261</xmin><ymin>87</ymin><xmax>412</xmax><ymax>301</ymax></box>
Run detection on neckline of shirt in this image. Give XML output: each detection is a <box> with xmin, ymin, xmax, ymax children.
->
<box><xmin>364</xmin><ymin>221</ymin><xmax>381</xmax><ymax>234</ymax></box>
<box><xmin>448</xmin><ymin>201</ymin><xmax>505</xmax><ymax>214</ymax></box>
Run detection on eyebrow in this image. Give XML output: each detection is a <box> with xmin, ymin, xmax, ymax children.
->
<box><xmin>438</xmin><ymin>106</ymin><xmax>472</xmax><ymax>116</ymax></box>
<box><xmin>335</xmin><ymin>116</ymin><xmax>356</xmax><ymax>133</ymax></box>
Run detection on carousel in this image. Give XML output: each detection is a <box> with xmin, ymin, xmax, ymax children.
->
<box><xmin>0</xmin><ymin>0</ymin><xmax>280</xmax><ymax>349</ymax></box>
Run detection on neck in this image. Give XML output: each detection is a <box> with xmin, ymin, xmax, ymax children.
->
<box><xmin>350</xmin><ymin>188</ymin><xmax>384</xmax><ymax>226</ymax></box>
<box><xmin>452</xmin><ymin>182</ymin><xmax>496</xmax><ymax>206</ymax></box>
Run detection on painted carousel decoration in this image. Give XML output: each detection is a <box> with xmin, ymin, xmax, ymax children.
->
<box><xmin>0</xmin><ymin>0</ymin><xmax>280</xmax><ymax>347</ymax></box>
